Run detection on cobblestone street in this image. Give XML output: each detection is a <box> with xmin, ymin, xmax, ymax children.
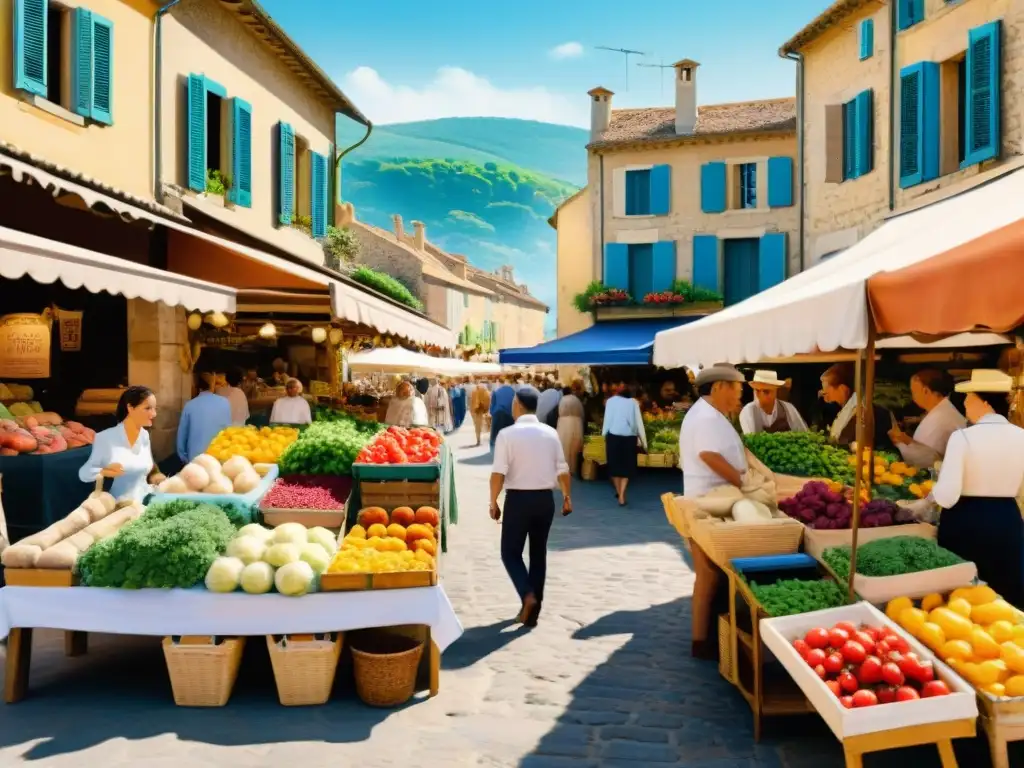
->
<box><xmin>0</xmin><ymin>421</ymin><xmax>1017</xmax><ymax>766</ymax></box>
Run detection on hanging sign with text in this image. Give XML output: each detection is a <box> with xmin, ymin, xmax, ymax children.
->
<box><xmin>58</xmin><ymin>309</ymin><xmax>84</xmax><ymax>352</ymax></box>
<box><xmin>0</xmin><ymin>313</ymin><xmax>51</xmax><ymax>378</ymax></box>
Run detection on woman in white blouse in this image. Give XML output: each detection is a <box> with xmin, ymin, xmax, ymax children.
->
<box><xmin>932</xmin><ymin>370</ymin><xmax>1024</xmax><ymax>607</ymax></box>
<box><xmin>79</xmin><ymin>386</ymin><xmax>160</xmax><ymax>503</ymax></box>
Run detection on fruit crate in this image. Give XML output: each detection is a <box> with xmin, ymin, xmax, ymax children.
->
<box><xmin>320</xmin><ymin>514</ymin><xmax>439</xmax><ymax>592</ymax></box>
<box><xmin>802</xmin><ymin>523</ymin><xmax>936</xmax><ymax>562</ymax></box>
<box><xmin>351</xmin><ymin>462</ymin><xmax>440</xmax><ymax>482</ymax></box>
<box><xmin>358</xmin><ymin>480</ymin><xmax>440</xmax><ymax>511</ymax></box>
<box><xmin>639</xmin><ymin>452</ymin><xmax>676</xmax><ymax>468</ymax></box>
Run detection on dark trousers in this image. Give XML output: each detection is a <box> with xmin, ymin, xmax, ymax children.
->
<box><xmin>501</xmin><ymin>489</ymin><xmax>555</xmax><ymax>602</ymax></box>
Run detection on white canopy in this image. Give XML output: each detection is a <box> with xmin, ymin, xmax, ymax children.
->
<box><xmin>347</xmin><ymin>347</ymin><xmax>498</xmax><ymax>376</ymax></box>
<box><xmin>329</xmin><ymin>283</ymin><xmax>456</xmax><ymax>350</ymax></box>
<box><xmin>0</xmin><ymin>225</ymin><xmax>235</xmax><ymax>313</ymax></box>
<box><xmin>653</xmin><ymin>168</ymin><xmax>1024</xmax><ymax>369</ymax></box>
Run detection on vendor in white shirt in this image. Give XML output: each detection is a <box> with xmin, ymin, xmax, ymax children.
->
<box><xmin>679</xmin><ymin>363</ymin><xmax>747</xmax><ymax>660</ymax></box>
<box><xmin>269</xmin><ymin>378</ymin><xmax>313</xmax><ymax>425</ymax></box>
<box><xmin>739</xmin><ymin>370</ymin><xmax>809</xmax><ymax>435</ymax></box>
<box><xmin>931</xmin><ymin>369</ymin><xmax>1024</xmax><ymax>607</ymax></box>
<box><xmin>888</xmin><ymin>369</ymin><xmax>965</xmax><ymax>469</ymax></box>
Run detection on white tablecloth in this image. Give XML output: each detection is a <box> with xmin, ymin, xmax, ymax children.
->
<box><xmin>0</xmin><ymin>585</ymin><xmax>463</xmax><ymax>651</ymax></box>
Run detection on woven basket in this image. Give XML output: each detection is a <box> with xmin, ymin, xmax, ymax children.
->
<box><xmin>350</xmin><ymin>631</ymin><xmax>424</xmax><ymax>707</ymax></box>
<box><xmin>662</xmin><ymin>492</ymin><xmax>690</xmax><ymax>539</ymax></box>
<box><xmin>266</xmin><ymin>634</ymin><xmax>344</xmax><ymax>706</ymax></box>
<box><xmin>582</xmin><ymin>436</ymin><xmax>606</xmax><ymax>463</ymax></box>
<box><xmin>162</xmin><ymin>636</ymin><xmax>244</xmax><ymax>707</ymax></box>
<box><xmin>685</xmin><ymin>504</ymin><xmax>804</xmax><ymax>570</ymax></box>
<box><xmin>642</xmin><ymin>452</ymin><xmax>677</xmax><ymax>469</ymax></box>
<box><xmin>718</xmin><ymin>613</ymin><xmax>734</xmax><ymax>683</ymax></box>
<box><xmin>581</xmin><ymin>459</ymin><xmax>599</xmax><ymax>481</ymax></box>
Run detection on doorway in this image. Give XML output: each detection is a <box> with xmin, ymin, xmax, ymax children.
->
<box><xmin>723</xmin><ymin>238</ymin><xmax>759</xmax><ymax>306</ymax></box>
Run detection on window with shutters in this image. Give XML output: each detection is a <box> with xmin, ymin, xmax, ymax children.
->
<box><xmin>294</xmin><ymin>133</ymin><xmax>312</xmax><ymax>223</ymax></box>
<box><xmin>939</xmin><ymin>54</ymin><xmax>968</xmax><ymax>175</ymax></box>
<box><xmin>732</xmin><ymin>163</ymin><xmax>757</xmax><ymax>209</ymax></box>
<box><xmin>624</xmin><ymin>169</ymin><xmax>652</xmax><ymax>215</ymax></box>
<box><xmin>45</xmin><ymin>4</ymin><xmax>62</xmax><ymax>106</ymax></box>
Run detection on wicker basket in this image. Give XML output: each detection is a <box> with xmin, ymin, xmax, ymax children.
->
<box><xmin>162</xmin><ymin>636</ymin><xmax>244</xmax><ymax>707</ymax></box>
<box><xmin>718</xmin><ymin>613</ymin><xmax>734</xmax><ymax>683</ymax></box>
<box><xmin>582</xmin><ymin>436</ymin><xmax>606</xmax><ymax>463</ymax></box>
<box><xmin>266</xmin><ymin>633</ymin><xmax>344</xmax><ymax>706</ymax></box>
<box><xmin>662</xmin><ymin>492</ymin><xmax>690</xmax><ymax>539</ymax></box>
<box><xmin>581</xmin><ymin>459</ymin><xmax>599</xmax><ymax>481</ymax></box>
<box><xmin>641</xmin><ymin>452</ymin><xmax>677</xmax><ymax>468</ymax></box>
<box><xmin>350</xmin><ymin>630</ymin><xmax>425</xmax><ymax>707</ymax></box>
<box><xmin>685</xmin><ymin>503</ymin><xmax>804</xmax><ymax>570</ymax></box>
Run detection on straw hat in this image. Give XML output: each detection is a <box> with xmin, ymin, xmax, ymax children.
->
<box><xmin>955</xmin><ymin>369</ymin><xmax>1013</xmax><ymax>393</ymax></box>
<box><xmin>749</xmin><ymin>370</ymin><xmax>786</xmax><ymax>388</ymax></box>
<box><xmin>695</xmin><ymin>364</ymin><xmax>745</xmax><ymax>387</ymax></box>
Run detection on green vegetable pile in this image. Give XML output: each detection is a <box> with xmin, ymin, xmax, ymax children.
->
<box><xmin>822</xmin><ymin>536</ymin><xmax>965</xmax><ymax>579</ymax></box>
<box><xmin>77</xmin><ymin>500</ymin><xmax>236</xmax><ymax>589</ymax></box>
<box><xmin>313</xmin><ymin>406</ymin><xmax>379</xmax><ymax>429</ymax></box>
<box><xmin>743</xmin><ymin>431</ymin><xmax>855</xmax><ymax>484</ymax></box>
<box><xmin>748</xmin><ymin>578</ymin><xmax>846</xmax><ymax>617</ymax></box>
<box><xmin>278</xmin><ymin>417</ymin><xmax>382</xmax><ymax>476</ymax></box>
<box><xmin>649</xmin><ymin>427</ymin><xmax>679</xmax><ymax>454</ymax></box>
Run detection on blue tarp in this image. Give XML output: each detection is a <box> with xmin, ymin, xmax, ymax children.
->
<box><xmin>499</xmin><ymin>317</ymin><xmax>704</xmax><ymax>366</ymax></box>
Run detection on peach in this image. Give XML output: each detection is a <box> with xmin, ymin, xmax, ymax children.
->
<box><xmin>414</xmin><ymin>506</ymin><xmax>440</xmax><ymax>527</ymax></box>
<box><xmin>390</xmin><ymin>506</ymin><xmax>416</xmax><ymax>526</ymax></box>
<box><xmin>386</xmin><ymin>523</ymin><xmax>407</xmax><ymax>541</ymax></box>
<box><xmin>358</xmin><ymin>506</ymin><xmax>389</xmax><ymax>528</ymax></box>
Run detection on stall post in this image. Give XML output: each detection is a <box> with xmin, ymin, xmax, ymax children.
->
<box><xmin>848</xmin><ymin>349</ymin><xmax>866</xmax><ymax>602</ymax></box>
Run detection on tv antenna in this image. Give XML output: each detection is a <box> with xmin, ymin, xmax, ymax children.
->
<box><xmin>637</xmin><ymin>59</ymin><xmax>674</xmax><ymax>99</ymax></box>
<box><xmin>595</xmin><ymin>45</ymin><xmax>647</xmax><ymax>90</ymax></box>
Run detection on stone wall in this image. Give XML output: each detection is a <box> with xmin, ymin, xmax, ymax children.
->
<box><xmin>347</xmin><ymin>220</ymin><xmax>426</xmax><ymax>305</ymax></box>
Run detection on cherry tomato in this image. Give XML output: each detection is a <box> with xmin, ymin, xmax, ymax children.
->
<box><xmin>913</xmin><ymin>661</ymin><xmax>935</xmax><ymax>685</ymax></box>
<box><xmin>862</xmin><ymin>625</ymin><xmax>884</xmax><ymax>641</ymax></box>
<box><xmin>838</xmin><ymin>670</ymin><xmax>859</xmax><ymax>693</ymax></box>
<box><xmin>840</xmin><ymin>695</ymin><xmax>855</xmax><ymax>709</ymax></box>
<box><xmin>824</xmin><ymin>653</ymin><xmax>845</xmax><ymax>675</ymax></box>
<box><xmin>886</xmin><ymin>635</ymin><xmax>910</xmax><ymax>654</ymax></box>
<box><xmin>828</xmin><ymin>628</ymin><xmax>851</xmax><ymax>649</ymax></box>
<box><xmin>825</xmin><ymin>679</ymin><xmax>842</xmax><ymax>698</ymax></box>
<box><xmin>896</xmin><ymin>686</ymin><xmax>920</xmax><ymax>702</ymax></box>
<box><xmin>852</xmin><ymin>689</ymin><xmax>878</xmax><ymax>708</ymax></box>
<box><xmin>814</xmin><ymin>664</ymin><xmax>827</xmax><ymax>680</ymax></box>
<box><xmin>841</xmin><ymin>640</ymin><xmax>867</xmax><ymax>666</ymax></box>
<box><xmin>921</xmin><ymin>680</ymin><xmax>950</xmax><ymax>698</ymax></box>
<box><xmin>805</xmin><ymin>648</ymin><xmax>827</xmax><ymax>668</ymax></box>
<box><xmin>887</xmin><ymin>650</ymin><xmax>904</xmax><ymax>666</ymax></box>
<box><xmin>876</xmin><ymin>685</ymin><xmax>897</xmax><ymax>704</ymax></box>
<box><xmin>792</xmin><ymin>639</ymin><xmax>811</xmax><ymax>659</ymax></box>
<box><xmin>834</xmin><ymin>621</ymin><xmax>858</xmax><ymax>635</ymax></box>
<box><xmin>858</xmin><ymin>656</ymin><xmax>883</xmax><ymax>685</ymax></box>
<box><xmin>881</xmin><ymin>662</ymin><xmax>904</xmax><ymax>686</ymax></box>
<box><xmin>805</xmin><ymin>628</ymin><xmax>830</xmax><ymax>649</ymax></box>
<box><xmin>875</xmin><ymin>640</ymin><xmax>891</xmax><ymax>658</ymax></box>
<box><xmin>853</xmin><ymin>631</ymin><xmax>876</xmax><ymax>655</ymax></box>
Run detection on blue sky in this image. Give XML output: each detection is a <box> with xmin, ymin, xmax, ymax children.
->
<box><xmin>259</xmin><ymin>0</ymin><xmax>835</xmax><ymax>127</ymax></box>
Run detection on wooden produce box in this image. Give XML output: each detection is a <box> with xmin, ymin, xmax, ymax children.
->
<box><xmin>639</xmin><ymin>452</ymin><xmax>677</xmax><ymax>468</ymax></box>
<box><xmin>319</xmin><ymin>514</ymin><xmax>439</xmax><ymax>593</ymax></box>
<box><xmin>261</xmin><ymin>507</ymin><xmax>348</xmax><ymax>529</ymax></box>
<box><xmin>802</xmin><ymin>523</ymin><xmax>936</xmax><ymax>562</ymax></box>
<box><xmin>3</xmin><ymin>568</ymin><xmax>77</xmax><ymax>587</ymax></box>
<box><xmin>360</xmin><ymin>480</ymin><xmax>440</xmax><ymax>511</ymax></box>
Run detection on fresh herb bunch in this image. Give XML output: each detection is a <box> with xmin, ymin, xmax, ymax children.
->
<box><xmin>743</xmin><ymin>431</ymin><xmax>856</xmax><ymax>484</ymax></box>
<box><xmin>748</xmin><ymin>578</ymin><xmax>846</xmax><ymax>617</ymax></box>
<box><xmin>278</xmin><ymin>419</ymin><xmax>381</xmax><ymax>476</ymax></box>
<box><xmin>77</xmin><ymin>501</ymin><xmax>235</xmax><ymax>589</ymax></box>
<box><xmin>822</xmin><ymin>536</ymin><xmax>965</xmax><ymax>579</ymax></box>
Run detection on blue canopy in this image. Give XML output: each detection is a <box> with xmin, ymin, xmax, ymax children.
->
<box><xmin>499</xmin><ymin>317</ymin><xmax>704</xmax><ymax>366</ymax></box>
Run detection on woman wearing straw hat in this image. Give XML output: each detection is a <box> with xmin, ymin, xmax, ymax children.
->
<box><xmin>931</xmin><ymin>369</ymin><xmax>1024</xmax><ymax>607</ymax></box>
<box><xmin>739</xmin><ymin>370</ymin><xmax>809</xmax><ymax>435</ymax></box>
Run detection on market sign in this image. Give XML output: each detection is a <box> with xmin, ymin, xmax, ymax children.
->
<box><xmin>197</xmin><ymin>331</ymin><xmax>263</xmax><ymax>348</ymax></box>
<box><xmin>0</xmin><ymin>313</ymin><xmax>51</xmax><ymax>378</ymax></box>
<box><xmin>58</xmin><ymin>309</ymin><xmax>83</xmax><ymax>352</ymax></box>
<box><xmin>309</xmin><ymin>380</ymin><xmax>331</xmax><ymax>397</ymax></box>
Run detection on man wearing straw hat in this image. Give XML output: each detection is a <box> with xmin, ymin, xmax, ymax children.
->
<box><xmin>739</xmin><ymin>370</ymin><xmax>809</xmax><ymax>435</ymax></box>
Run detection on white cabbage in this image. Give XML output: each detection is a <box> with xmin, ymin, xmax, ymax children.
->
<box><xmin>205</xmin><ymin>556</ymin><xmax>244</xmax><ymax>593</ymax></box>
<box><xmin>239</xmin><ymin>561</ymin><xmax>275</xmax><ymax>594</ymax></box>
<box><xmin>275</xmin><ymin>560</ymin><xmax>315</xmax><ymax>596</ymax></box>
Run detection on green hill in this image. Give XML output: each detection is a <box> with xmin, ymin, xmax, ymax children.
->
<box><xmin>336</xmin><ymin>118</ymin><xmax>589</xmax><ymax>337</ymax></box>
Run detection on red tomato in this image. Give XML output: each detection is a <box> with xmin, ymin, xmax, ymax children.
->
<box><xmin>886</xmin><ymin>635</ymin><xmax>910</xmax><ymax>654</ymax></box>
<box><xmin>886</xmin><ymin>650</ymin><xmax>904</xmax><ymax>666</ymax></box>
<box><xmin>838</xmin><ymin>670</ymin><xmax>859</xmax><ymax>693</ymax></box>
<box><xmin>824</xmin><ymin>653</ymin><xmax>845</xmax><ymax>675</ymax></box>
<box><xmin>854</xmin><ymin>631</ymin><xmax>876</xmax><ymax>655</ymax></box>
<box><xmin>841</xmin><ymin>640</ymin><xmax>867</xmax><ymax>666</ymax></box>
<box><xmin>881</xmin><ymin>662</ymin><xmax>904</xmax><ymax>686</ymax></box>
<box><xmin>825</xmin><ymin>679</ymin><xmax>842</xmax><ymax>698</ymax></box>
<box><xmin>805</xmin><ymin>628</ymin><xmax>830</xmax><ymax>649</ymax></box>
<box><xmin>875</xmin><ymin>640</ymin><xmax>891</xmax><ymax>658</ymax></box>
<box><xmin>834</xmin><ymin>621</ymin><xmax>858</xmax><ymax>635</ymax></box>
<box><xmin>921</xmin><ymin>681</ymin><xmax>950</xmax><ymax>698</ymax></box>
<box><xmin>814</xmin><ymin>664</ymin><xmax>827</xmax><ymax>680</ymax></box>
<box><xmin>828</xmin><ymin>628</ymin><xmax>851</xmax><ymax>649</ymax></box>
<box><xmin>876</xmin><ymin>686</ymin><xmax>898</xmax><ymax>704</ymax></box>
<box><xmin>792</xmin><ymin>639</ymin><xmax>811</xmax><ymax>659</ymax></box>
<box><xmin>840</xmin><ymin>695</ymin><xmax>855</xmax><ymax>709</ymax></box>
<box><xmin>896</xmin><ymin>686</ymin><xmax>920</xmax><ymax>702</ymax></box>
<box><xmin>852</xmin><ymin>689</ymin><xmax>878</xmax><ymax>708</ymax></box>
<box><xmin>862</xmin><ymin>625</ymin><xmax>884</xmax><ymax>641</ymax></box>
<box><xmin>805</xmin><ymin>648</ymin><xmax>827</xmax><ymax>668</ymax></box>
<box><xmin>912</xmin><ymin>661</ymin><xmax>935</xmax><ymax>685</ymax></box>
<box><xmin>858</xmin><ymin>656</ymin><xmax>883</xmax><ymax>685</ymax></box>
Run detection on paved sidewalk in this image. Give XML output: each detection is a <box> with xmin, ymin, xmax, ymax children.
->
<box><xmin>0</xmin><ymin>420</ymin><xmax>1017</xmax><ymax>766</ymax></box>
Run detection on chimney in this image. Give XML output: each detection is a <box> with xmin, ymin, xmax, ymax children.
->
<box><xmin>392</xmin><ymin>214</ymin><xmax>404</xmax><ymax>239</ymax></box>
<box><xmin>673</xmin><ymin>59</ymin><xmax>699</xmax><ymax>134</ymax></box>
<box><xmin>588</xmin><ymin>86</ymin><xmax>614</xmax><ymax>141</ymax></box>
<box><xmin>412</xmin><ymin>220</ymin><xmax>426</xmax><ymax>250</ymax></box>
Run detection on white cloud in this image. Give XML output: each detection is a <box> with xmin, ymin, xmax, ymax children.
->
<box><xmin>341</xmin><ymin>66</ymin><xmax>588</xmax><ymax>127</ymax></box>
<box><xmin>549</xmin><ymin>41</ymin><xmax>584</xmax><ymax>60</ymax></box>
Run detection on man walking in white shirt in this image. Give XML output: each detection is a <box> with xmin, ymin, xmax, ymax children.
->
<box><xmin>490</xmin><ymin>386</ymin><xmax>572</xmax><ymax>627</ymax></box>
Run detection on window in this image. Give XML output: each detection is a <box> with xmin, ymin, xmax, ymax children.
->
<box><xmin>276</xmin><ymin>122</ymin><xmax>327</xmax><ymax>235</ymax></box>
<box><xmin>940</xmin><ymin>55</ymin><xmax>968</xmax><ymax>174</ymax></box>
<box><xmin>897</xmin><ymin>0</ymin><xmax>924</xmax><ymax>31</ymax></box>
<box><xmin>860</xmin><ymin>19</ymin><xmax>874</xmax><ymax>60</ymax></box>
<box><xmin>13</xmin><ymin>0</ymin><xmax>113</xmax><ymax>124</ymax></box>
<box><xmin>603</xmin><ymin>241</ymin><xmax>676</xmax><ymax>296</ymax></box>
<box><xmin>826</xmin><ymin>90</ymin><xmax>873</xmax><ymax>183</ymax></box>
<box><xmin>625</xmin><ymin>169</ymin><xmax>651</xmax><ymax>215</ymax></box>
<box><xmin>187</xmin><ymin>75</ymin><xmax>252</xmax><ymax>206</ymax></box>
<box><xmin>734</xmin><ymin>163</ymin><xmax>757</xmax><ymax>209</ymax></box>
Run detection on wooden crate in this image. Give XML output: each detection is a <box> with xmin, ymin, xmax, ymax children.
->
<box><xmin>979</xmin><ymin>691</ymin><xmax>1024</xmax><ymax>768</ymax></box>
<box><xmin>360</xmin><ymin>480</ymin><xmax>440</xmax><ymax>510</ymax></box>
<box><xmin>639</xmin><ymin>452</ymin><xmax>677</xmax><ymax>468</ymax></box>
<box><xmin>261</xmin><ymin>507</ymin><xmax>347</xmax><ymax>529</ymax></box>
<box><xmin>319</xmin><ymin>569</ymin><xmax>438</xmax><ymax>592</ymax></box>
<box><xmin>4</xmin><ymin>569</ymin><xmax>76</xmax><ymax>587</ymax></box>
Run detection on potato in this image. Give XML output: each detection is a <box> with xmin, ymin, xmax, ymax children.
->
<box><xmin>85</xmin><ymin>507</ymin><xmax>139</xmax><ymax>540</ymax></box>
<box><xmin>1</xmin><ymin>544</ymin><xmax>42</xmax><ymax>568</ymax></box>
<box><xmin>35</xmin><ymin>541</ymin><xmax>79</xmax><ymax>569</ymax></box>
<box><xmin>80</xmin><ymin>498</ymin><xmax>110</xmax><ymax>522</ymax></box>
<box><xmin>89</xmin><ymin>491</ymin><xmax>116</xmax><ymax>514</ymax></box>
<box><xmin>64</xmin><ymin>530</ymin><xmax>97</xmax><ymax>552</ymax></box>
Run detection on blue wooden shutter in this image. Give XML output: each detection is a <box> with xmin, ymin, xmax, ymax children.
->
<box><xmin>603</xmin><ymin>243</ymin><xmax>629</xmax><ymax>290</ymax></box>
<box><xmin>187</xmin><ymin>74</ymin><xmax>207</xmax><ymax>192</ymax></box>
<box><xmin>700</xmin><ymin>162</ymin><xmax>726</xmax><ymax>213</ymax></box>
<box><xmin>965</xmin><ymin>21</ymin><xmax>1001</xmax><ymax>167</ymax></box>
<box><xmin>897</xmin><ymin>0</ymin><xmax>922</xmax><ymax>31</ymax></box>
<box><xmin>310</xmin><ymin>152</ymin><xmax>328</xmax><ymax>238</ymax></box>
<box><xmin>651</xmin><ymin>241</ymin><xmax>676</xmax><ymax>292</ymax></box>
<box><xmin>14</xmin><ymin>0</ymin><xmax>47</xmax><ymax>97</ymax></box>
<box><xmin>899</xmin><ymin>62</ymin><xmax>939</xmax><ymax>188</ymax></box>
<box><xmin>629</xmin><ymin>244</ymin><xmax>654</xmax><ymax>299</ymax></box>
<box><xmin>625</xmin><ymin>170</ymin><xmax>651</xmax><ymax>215</ymax></box>
<box><xmin>843</xmin><ymin>100</ymin><xmax>857</xmax><ymax>180</ymax></box>
<box><xmin>650</xmin><ymin>164</ymin><xmax>671</xmax><ymax>215</ymax></box>
<box><xmin>855</xmin><ymin>89</ymin><xmax>873</xmax><ymax>177</ymax></box>
<box><xmin>859</xmin><ymin>19</ymin><xmax>874</xmax><ymax>61</ymax></box>
<box><xmin>70</xmin><ymin>8</ymin><xmax>93</xmax><ymax>118</ymax></box>
<box><xmin>767</xmin><ymin>157</ymin><xmax>793</xmax><ymax>207</ymax></box>
<box><xmin>692</xmin><ymin>235</ymin><xmax>719</xmax><ymax>292</ymax></box>
<box><xmin>758</xmin><ymin>233</ymin><xmax>787</xmax><ymax>291</ymax></box>
<box><xmin>90</xmin><ymin>14</ymin><xmax>113</xmax><ymax>124</ymax></box>
<box><xmin>278</xmin><ymin>122</ymin><xmax>295</xmax><ymax>224</ymax></box>
<box><xmin>229</xmin><ymin>98</ymin><xmax>252</xmax><ymax>207</ymax></box>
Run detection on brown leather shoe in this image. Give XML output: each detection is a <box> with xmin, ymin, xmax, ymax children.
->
<box><xmin>517</xmin><ymin>593</ymin><xmax>539</xmax><ymax>624</ymax></box>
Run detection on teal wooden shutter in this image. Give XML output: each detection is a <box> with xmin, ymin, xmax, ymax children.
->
<box><xmin>603</xmin><ymin>243</ymin><xmax>629</xmax><ymax>290</ymax></box>
<box><xmin>843</xmin><ymin>100</ymin><xmax>857</xmax><ymax>180</ymax></box>
<box><xmin>692</xmin><ymin>235</ymin><xmax>719</xmax><ymax>292</ymax></box>
<box><xmin>71</xmin><ymin>8</ymin><xmax>93</xmax><ymax>118</ymax></box>
<box><xmin>229</xmin><ymin>98</ymin><xmax>252</xmax><ymax>207</ymax></box>
<box><xmin>899</xmin><ymin>62</ymin><xmax>939</xmax><ymax>188</ymax></box>
<box><xmin>758</xmin><ymin>233</ymin><xmax>787</xmax><ymax>291</ymax></box>
<box><xmin>965</xmin><ymin>21</ymin><xmax>1001</xmax><ymax>166</ymax></box>
<box><xmin>855</xmin><ymin>89</ymin><xmax>873</xmax><ymax>177</ymax></box>
<box><xmin>90</xmin><ymin>14</ymin><xmax>113</xmax><ymax>125</ymax></box>
<box><xmin>700</xmin><ymin>162</ymin><xmax>726</xmax><ymax>213</ymax></box>
<box><xmin>14</xmin><ymin>0</ymin><xmax>47</xmax><ymax>97</ymax></box>
<box><xmin>897</xmin><ymin>0</ymin><xmax>922</xmax><ymax>31</ymax></box>
<box><xmin>277</xmin><ymin>122</ymin><xmax>295</xmax><ymax>224</ymax></box>
<box><xmin>651</xmin><ymin>241</ymin><xmax>676</xmax><ymax>292</ymax></box>
<box><xmin>629</xmin><ymin>244</ymin><xmax>654</xmax><ymax>299</ymax></box>
<box><xmin>859</xmin><ymin>19</ymin><xmax>874</xmax><ymax>61</ymax></box>
<box><xmin>328</xmin><ymin>142</ymin><xmax>336</xmax><ymax>227</ymax></box>
<box><xmin>650</xmin><ymin>164</ymin><xmax>671</xmax><ymax>215</ymax></box>
<box><xmin>187</xmin><ymin>74</ymin><xmax>207</xmax><ymax>192</ymax></box>
<box><xmin>767</xmin><ymin>157</ymin><xmax>793</xmax><ymax>207</ymax></box>
<box><xmin>310</xmin><ymin>152</ymin><xmax>328</xmax><ymax>238</ymax></box>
